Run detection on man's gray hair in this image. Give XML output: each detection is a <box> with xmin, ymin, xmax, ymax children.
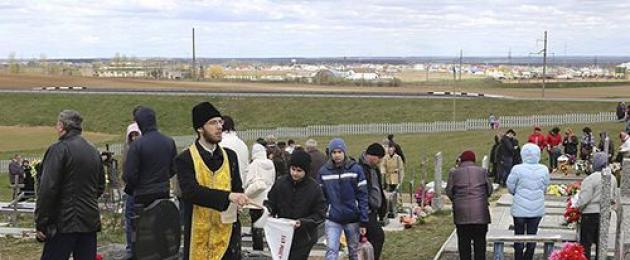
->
<box><xmin>58</xmin><ymin>110</ymin><xmax>83</xmax><ymax>131</ymax></box>
<box><xmin>305</xmin><ymin>139</ymin><xmax>317</xmax><ymax>150</ymax></box>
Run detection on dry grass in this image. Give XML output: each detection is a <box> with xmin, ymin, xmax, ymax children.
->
<box><xmin>0</xmin><ymin>126</ymin><xmax>117</xmax><ymax>159</ymax></box>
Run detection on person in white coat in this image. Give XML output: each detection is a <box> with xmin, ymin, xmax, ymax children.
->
<box><xmin>245</xmin><ymin>143</ymin><xmax>276</xmax><ymax>251</ymax></box>
<box><xmin>220</xmin><ymin>116</ymin><xmax>249</xmax><ymax>189</ymax></box>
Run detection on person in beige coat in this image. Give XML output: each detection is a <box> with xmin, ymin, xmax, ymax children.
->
<box><xmin>380</xmin><ymin>145</ymin><xmax>404</xmax><ymax>192</ymax></box>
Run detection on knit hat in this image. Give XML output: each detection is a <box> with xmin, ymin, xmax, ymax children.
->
<box><xmin>592</xmin><ymin>152</ymin><xmax>608</xmax><ymax>172</ymax></box>
<box><xmin>328</xmin><ymin>138</ymin><xmax>347</xmax><ymax>154</ymax></box>
<box><xmin>366</xmin><ymin>143</ymin><xmax>385</xmax><ymax>158</ymax></box>
<box><xmin>459</xmin><ymin>150</ymin><xmax>476</xmax><ymax>162</ymax></box>
<box><xmin>192</xmin><ymin>102</ymin><xmax>221</xmax><ymax>130</ymax></box>
<box><xmin>289</xmin><ymin>150</ymin><xmax>311</xmax><ymax>173</ymax></box>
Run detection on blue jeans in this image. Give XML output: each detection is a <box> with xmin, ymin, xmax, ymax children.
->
<box><xmin>124</xmin><ymin>194</ymin><xmax>135</xmax><ymax>257</ymax></box>
<box><xmin>325</xmin><ymin>220</ymin><xmax>360</xmax><ymax>260</ymax></box>
<box><xmin>513</xmin><ymin>217</ymin><xmax>542</xmax><ymax>260</ymax></box>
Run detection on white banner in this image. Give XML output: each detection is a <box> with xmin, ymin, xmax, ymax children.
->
<box><xmin>257</xmin><ymin>217</ymin><xmax>297</xmax><ymax>260</ymax></box>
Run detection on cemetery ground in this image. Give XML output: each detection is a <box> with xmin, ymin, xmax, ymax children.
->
<box><xmin>0</xmin><ymin>120</ymin><xmax>624</xmax><ymax>259</ymax></box>
<box><xmin>0</xmin><ymin>92</ymin><xmax>626</xmax><ymax>259</ymax></box>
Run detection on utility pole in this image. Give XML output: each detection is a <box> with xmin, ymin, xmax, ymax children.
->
<box><xmin>542</xmin><ymin>31</ymin><xmax>547</xmax><ymax>98</ymax></box>
<box><xmin>192</xmin><ymin>27</ymin><xmax>196</xmax><ymax>81</ymax></box>
<box><xmin>459</xmin><ymin>49</ymin><xmax>463</xmax><ymax>81</ymax></box>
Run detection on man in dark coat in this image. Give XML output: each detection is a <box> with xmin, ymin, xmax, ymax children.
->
<box><xmin>175</xmin><ymin>102</ymin><xmax>248</xmax><ymax>260</ymax></box>
<box><xmin>358</xmin><ymin>143</ymin><xmax>388</xmax><ymax>260</ymax></box>
<box><xmin>123</xmin><ymin>106</ymin><xmax>177</xmax><ymax>207</ymax></box>
<box><xmin>265</xmin><ymin>150</ymin><xmax>326</xmax><ymax>260</ymax></box>
<box><xmin>36</xmin><ymin>110</ymin><xmax>105</xmax><ymax>260</ymax></box>
<box><xmin>497</xmin><ymin>129</ymin><xmax>519</xmax><ymax>186</ymax></box>
<box><xmin>305</xmin><ymin>138</ymin><xmax>326</xmax><ymax>180</ymax></box>
<box><xmin>122</xmin><ymin>106</ymin><xmax>177</xmax><ymax>258</ymax></box>
<box><xmin>8</xmin><ymin>154</ymin><xmax>24</xmax><ymax>187</ymax></box>
<box><xmin>445</xmin><ymin>150</ymin><xmax>493</xmax><ymax>260</ymax></box>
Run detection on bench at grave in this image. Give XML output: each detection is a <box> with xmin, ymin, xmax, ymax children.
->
<box><xmin>486</xmin><ymin>230</ymin><xmax>563</xmax><ymax>260</ymax></box>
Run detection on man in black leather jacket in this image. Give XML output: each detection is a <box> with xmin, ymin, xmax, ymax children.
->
<box><xmin>36</xmin><ymin>110</ymin><xmax>105</xmax><ymax>260</ymax></box>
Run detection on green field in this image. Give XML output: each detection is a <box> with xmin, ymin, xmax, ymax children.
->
<box><xmin>0</xmin><ymin>93</ymin><xmax>620</xmax><ymax>137</ymax></box>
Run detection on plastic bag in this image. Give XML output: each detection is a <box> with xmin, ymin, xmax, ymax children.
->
<box><xmin>357</xmin><ymin>236</ymin><xmax>375</xmax><ymax>260</ymax></box>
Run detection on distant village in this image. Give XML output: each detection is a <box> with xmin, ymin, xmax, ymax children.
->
<box><xmin>2</xmin><ymin>58</ymin><xmax>629</xmax><ymax>85</ymax></box>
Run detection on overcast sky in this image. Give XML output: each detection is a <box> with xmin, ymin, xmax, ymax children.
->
<box><xmin>2</xmin><ymin>0</ymin><xmax>630</xmax><ymax>58</ymax></box>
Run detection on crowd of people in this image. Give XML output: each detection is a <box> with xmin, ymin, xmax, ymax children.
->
<box><xmin>30</xmin><ymin>103</ymin><xmax>409</xmax><ymax>260</ymax></box>
<box><xmin>489</xmin><ymin>124</ymin><xmax>630</xmax><ymax>187</ymax></box>
<box><xmin>16</xmin><ymin>102</ymin><xmax>630</xmax><ymax>260</ymax></box>
<box><xmin>449</xmin><ymin>121</ymin><xmax>629</xmax><ymax>260</ymax></box>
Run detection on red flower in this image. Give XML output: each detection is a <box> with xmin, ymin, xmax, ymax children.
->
<box><xmin>549</xmin><ymin>243</ymin><xmax>587</xmax><ymax>260</ymax></box>
<box><xmin>563</xmin><ymin>199</ymin><xmax>581</xmax><ymax>223</ymax></box>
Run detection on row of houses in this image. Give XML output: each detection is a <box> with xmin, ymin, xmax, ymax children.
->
<box><xmin>89</xmin><ymin>61</ymin><xmax>629</xmax><ymax>81</ymax></box>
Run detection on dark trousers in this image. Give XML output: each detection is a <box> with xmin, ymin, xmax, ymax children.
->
<box><xmin>41</xmin><ymin>232</ymin><xmax>97</xmax><ymax>260</ymax></box>
<box><xmin>513</xmin><ymin>217</ymin><xmax>542</xmax><ymax>260</ymax></box>
<box><xmin>548</xmin><ymin>148</ymin><xmax>561</xmax><ymax>169</ymax></box>
<box><xmin>580</xmin><ymin>213</ymin><xmax>600</xmax><ymax>259</ymax></box>
<box><xmin>124</xmin><ymin>194</ymin><xmax>134</xmax><ymax>257</ymax></box>
<box><xmin>367</xmin><ymin>212</ymin><xmax>385</xmax><ymax>260</ymax></box>
<box><xmin>456</xmin><ymin>224</ymin><xmax>487</xmax><ymax>260</ymax></box>
<box><xmin>498</xmin><ymin>157</ymin><xmax>513</xmax><ymax>186</ymax></box>
<box><xmin>250</xmin><ymin>208</ymin><xmax>264</xmax><ymax>251</ymax></box>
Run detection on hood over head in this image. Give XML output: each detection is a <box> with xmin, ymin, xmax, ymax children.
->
<box><xmin>251</xmin><ymin>143</ymin><xmax>267</xmax><ymax>160</ymax></box>
<box><xmin>134</xmin><ymin>107</ymin><xmax>157</xmax><ymax>133</ymax></box>
<box><xmin>521</xmin><ymin>143</ymin><xmax>541</xmax><ymax>164</ymax></box>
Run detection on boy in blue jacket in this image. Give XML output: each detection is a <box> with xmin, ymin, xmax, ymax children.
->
<box><xmin>318</xmin><ymin>138</ymin><xmax>369</xmax><ymax>260</ymax></box>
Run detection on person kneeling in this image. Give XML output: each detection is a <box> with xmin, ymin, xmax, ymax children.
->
<box><xmin>265</xmin><ymin>150</ymin><xmax>326</xmax><ymax>260</ymax></box>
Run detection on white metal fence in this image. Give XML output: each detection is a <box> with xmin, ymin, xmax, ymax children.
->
<box><xmin>0</xmin><ymin>112</ymin><xmax>618</xmax><ymax>173</ymax></box>
<box><xmin>235</xmin><ymin>112</ymin><xmax>617</xmax><ymax>140</ymax></box>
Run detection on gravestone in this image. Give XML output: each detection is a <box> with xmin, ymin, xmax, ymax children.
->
<box><xmin>598</xmin><ymin>138</ymin><xmax>612</xmax><ymax>260</ymax></box>
<box><xmin>615</xmin><ymin>159</ymin><xmax>630</xmax><ymax>259</ymax></box>
<box><xmin>598</xmin><ymin>167</ymin><xmax>612</xmax><ymax>260</ymax></box>
<box><xmin>432</xmin><ymin>152</ymin><xmax>443</xmax><ymax>211</ymax></box>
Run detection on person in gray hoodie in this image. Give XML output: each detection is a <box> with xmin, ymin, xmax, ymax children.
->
<box><xmin>573</xmin><ymin>152</ymin><xmax>619</xmax><ymax>259</ymax></box>
<box><xmin>507</xmin><ymin>143</ymin><xmax>550</xmax><ymax>260</ymax></box>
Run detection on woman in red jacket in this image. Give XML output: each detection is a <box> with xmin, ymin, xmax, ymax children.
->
<box><xmin>527</xmin><ymin>126</ymin><xmax>547</xmax><ymax>150</ymax></box>
<box><xmin>546</xmin><ymin>127</ymin><xmax>563</xmax><ymax>171</ymax></box>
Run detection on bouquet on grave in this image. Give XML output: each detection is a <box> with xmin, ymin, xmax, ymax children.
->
<box><xmin>563</xmin><ymin>198</ymin><xmax>581</xmax><ymax>224</ymax></box>
<box><xmin>548</xmin><ymin>242</ymin><xmax>587</xmax><ymax>260</ymax></box>
<box><xmin>547</xmin><ymin>184</ymin><xmax>568</xmax><ymax>196</ymax></box>
<box><xmin>414</xmin><ymin>186</ymin><xmax>434</xmax><ymax>206</ymax></box>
